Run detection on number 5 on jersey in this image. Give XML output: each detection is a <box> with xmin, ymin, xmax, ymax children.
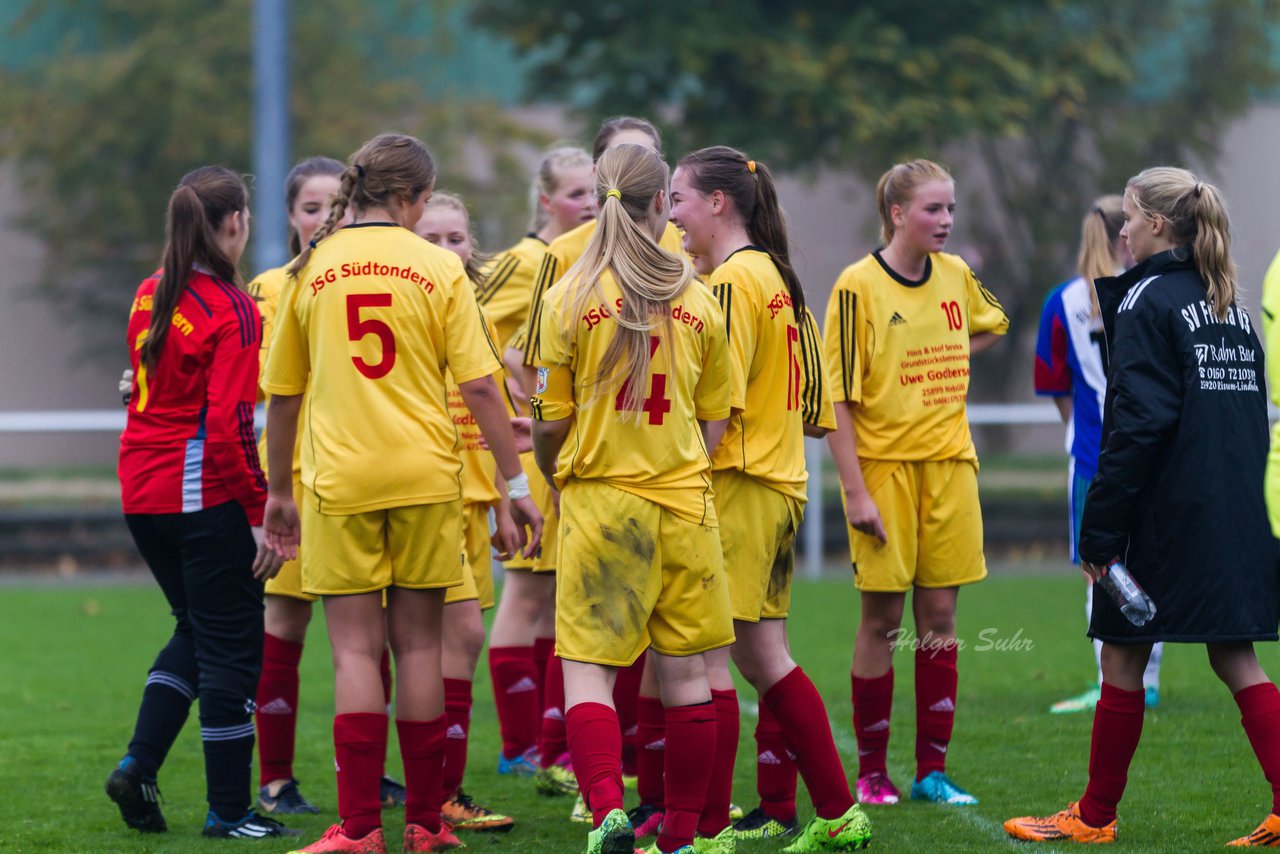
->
<box><xmin>615</xmin><ymin>335</ymin><xmax>672</xmax><ymax>425</ymax></box>
<box><xmin>348</xmin><ymin>293</ymin><xmax>396</xmax><ymax>379</ymax></box>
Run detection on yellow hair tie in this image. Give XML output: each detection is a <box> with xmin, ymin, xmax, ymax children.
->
<box><xmin>606</xmin><ymin>189</ymin><xmax>622</xmax><ymax>200</ymax></box>
<box><xmin>746</xmin><ymin>160</ymin><xmax>757</xmax><ymax>174</ymax></box>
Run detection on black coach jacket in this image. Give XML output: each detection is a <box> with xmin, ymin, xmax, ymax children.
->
<box><xmin>1080</xmin><ymin>248</ymin><xmax>1278</xmax><ymax>642</ymax></box>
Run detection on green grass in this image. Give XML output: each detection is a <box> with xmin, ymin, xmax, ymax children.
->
<box><xmin>2</xmin><ymin>573</ymin><xmax>1278</xmax><ymax>852</ymax></box>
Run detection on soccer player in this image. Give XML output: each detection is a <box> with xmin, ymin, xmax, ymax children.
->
<box><xmin>530</xmin><ymin>142</ymin><xmax>734</xmax><ymax>854</ymax></box>
<box><xmin>1034</xmin><ymin>196</ymin><xmax>1163</xmax><ymax>715</ymax></box>
<box><xmin>670</xmin><ymin>146</ymin><xmax>871</xmax><ymax>853</ymax></box>
<box><xmin>110</xmin><ymin>166</ymin><xmax>294</xmax><ymax>840</ymax></box>
<box><xmin>1005</xmin><ymin>169</ymin><xmax>1280</xmax><ymax>847</ymax></box>
<box><xmin>261</xmin><ymin>133</ymin><xmax>541</xmax><ymax>854</ymax></box>
<box><xmin>485</xmin><ymin>146</ymin><xmax>595</xmax><ymax>779</ymax></box>
<box><xmin>824</xmin><ymin>159</ymin><xmax>1007</xmax><ymax>808</ymax></box>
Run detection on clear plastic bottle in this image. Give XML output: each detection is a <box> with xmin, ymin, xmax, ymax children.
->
<box><xmin>1097</xmin><ymin>560</ymin><xmax>1157</xmax><ymax>627</ymax></box>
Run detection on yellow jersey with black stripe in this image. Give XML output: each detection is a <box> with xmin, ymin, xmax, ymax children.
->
<box><xmin>247</xmin><ymin>265</ymin><xmax>304</xmax><ymax>482</ymax></box>
<box><xmin>823</xmin><ymin>250</ymin><xmax>1008</xmax><ymax>461</ymax></box>
<box><xmin>531</xmin><ymin>271</ymin><xmax>732</xmax><ymax>525</ymax></box>
<box><xmin>262</xmin><ymin>223</ymin><xmax>501</xmax><ymax>513</ymax></box>
<box><xmin>523</xmin><ymin>220</ymin><xmax>685</xmax><ymax>367</ymax></box>
<box><xmin>479</xmin><ymin>233</ymin><xmax>547</xmax><ymax>350</ymax></box>
<box><xmin>709</xmin><ymin>247</ymin><xmax>834</xmax><ymax>502</ymax></box>
<box><xmin>446</xmin><ymin>306</ymin><xmax>515</xmax><ymax>508</ymax></box>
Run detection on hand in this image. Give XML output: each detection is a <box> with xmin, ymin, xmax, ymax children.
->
<box><xmin>481</xmin><ymin>417</ymin><xmax>532</xmax><ymax>454</ymax></box>
<box><xmin>508</xmin><ymin>494</ymin><xmax>544</xmax><ymax>559</ymax></box>
<box><xmin>263</xmin><ymin>494</ymin><xmax>301</xmax><ymax>561</ymax></box>
<box><xmin>250</xmin><ymin>525</ymin><xmax>285</xmax><ymax>581</ymax></box>
<box><xmin>490</xmin><ymin>503</ymin><xmax>524</xmax><ymax>561</ymax></box>
<box><xmin>119</xmin><ymin>368</ymin><xmax>134</xmax><ymax>406</ymax></box>
<box><xmin>1081</xmin><ymin>558</ymin><xmax>1115</xmax><ymax>583</ymax></box>
<box><xmin>846</xmin><ymin>490</ymin><xmax>888</xmax><ymax>544</ymax></box>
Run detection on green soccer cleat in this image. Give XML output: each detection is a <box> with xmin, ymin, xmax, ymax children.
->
<box><xmin>733</xmin><ymin>806</ymin><xmax>799</xmax><ymax>841</ymax></box>
<box><xmin>780</xmin><ymin>804</ymin><xmax>872</xmax><ymax>852</ymax></box>
<box><xmin>537</xmin><ymin>761</ymin><xmax>580</xmax><ymax>797</ymax></box>
<box><xmin>1049</xmin><ymin>685</ymin><xmax>1101</xmax><ymax>714</ymax></box>
<box><xmin>693</xmin><ymin>825</ymin><xmax>736</xmax><ymax>853</ymax></box>
<box><xmin>570</xmin><ymin>793</ymin><xmax>592</xmax><ymax>823</ymax></box>
<box><xmin>635</xmin><ymin>845</ymin><xmax>695</xmax><ymax>854</ymax></box>
<box><xmin>584</xmin><ymin>808</ymin><xmax>634</xmax><ymax>854</ymax></box>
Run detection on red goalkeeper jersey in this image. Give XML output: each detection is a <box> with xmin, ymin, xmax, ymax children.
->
<box><xmin>119</xmin><ymin>268</ymin><xmax>268</xmax><ymax>524</ymax></box>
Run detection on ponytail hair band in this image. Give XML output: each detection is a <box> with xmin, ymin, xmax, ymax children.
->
<box><xmin>746</xmin><ymin>160</ymin><xmax>757</xmax><ymax>174</ymax></box>
<box><xmin>355</xmin><ymin>164</ymin><xmax>366</xmax><ymax>179</ymax></box>
<box><xmin>605</xmin><ymin>189</ymin><xmax>622</xmax><ymax>201</ymax></box>
<box><xmin>309</xmin><ymin>239</ymin><xmax>318</xmax><ymax>249</ymax></box>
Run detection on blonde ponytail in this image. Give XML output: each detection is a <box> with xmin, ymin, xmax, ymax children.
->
<box><xmin>1076</xmin><ymin>194</ymin><xmax>1124</xmax><ymax>318</ymax></box>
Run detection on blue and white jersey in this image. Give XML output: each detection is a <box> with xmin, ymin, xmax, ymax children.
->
<box><xmin>1034</xmin><ymin>276</ymin><xmax>1107</xmax><ymax>478</ymax></box>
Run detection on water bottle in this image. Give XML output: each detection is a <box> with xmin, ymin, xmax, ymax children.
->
<box><xmin>1097</xmin><ymin>560</ymin><xmax>1157</xmax><ymax>627</ymax></box>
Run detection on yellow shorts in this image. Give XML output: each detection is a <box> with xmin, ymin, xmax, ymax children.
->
<box><xmin>713</xmin><ymin>470</ymin><xmax>801</xmax><ymax>622</ymax></box>
<box><xmin>504</xmin><ymin>452</ymin><xmax>559</xmax><ymax>574</ymax></box>
<box><xmin>301</xmin><ymin>491</ymin><xmax>465</xmax><ymax>596</ymax></box>
<box><xmin>845</xmin><ymin>459</ymin><xmax>987</xmax><ymax>593</ymax></box>
<box><xmin>446</xmin><ymin>503</ymin><xmax>496</xmax><ymax>609</ymax></box>
<box><xmin>556</xmin><ymin>480</ymin><xmax>734</xmax><ymax>666</ymax></box>
<box><xmin>264</xmin><ymin>480</ymin><xmax>319</xmax><ymax>603</ymax></box>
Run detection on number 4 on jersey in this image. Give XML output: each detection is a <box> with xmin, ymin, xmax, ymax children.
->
<box><xmin>615</xmin><ymin>335</ymin><xmax>671</xmax><ymax>425</ymax></box>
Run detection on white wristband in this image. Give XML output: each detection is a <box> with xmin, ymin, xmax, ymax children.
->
<box><xmin>506</xmin><ymin>472</ymin><xmax>530</xmax><ymax>501</ymax></box>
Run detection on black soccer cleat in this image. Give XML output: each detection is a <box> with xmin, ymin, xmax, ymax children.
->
<box><xmin>258</xmin><ymin>778</ymin><xmax>321</xmax><ymax>815</ymax></box>
<box><xmin>380</xmin><ymin>774</ymin><xmax>407</xmax><ymax>809</ymax></box>
<box><xmin>105</xmin><ymin>757</ymin><xmax>167</xmax><ymax>833</ymax></box>
<box><xmin>201</xmin><ymin>810</ymin><xmax>300</xmax><ymax>839</ymax></box>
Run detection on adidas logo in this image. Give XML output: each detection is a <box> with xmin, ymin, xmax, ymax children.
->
<box><xmin>889</xmin><ymin>312</ymin><xmax>907</xmax><ymax>326</ymax></box>
<box><xmin>929</xmin><ymin>697</ymin><xmax>956</xmax><ymax>713</ymax></box>
<box><xmin>446</xmin><ymin>723</ymin><xmax>467</xmax><ymax>740</ymax></box>
<box><xmin>506</xmin><ymin>676</ymin><xmax>538</xmax><ymax>694</ymax></box>
<box><xmin>758</xmin><ymin>750</ymin><xmax>782</xmax><ymax>766</ymax></box>
<box><xmin>864</xmin><ymin>718</ymin><xmax>890</xmax><ymax>733</ymax></box>
<box><xmin>644</xmin><ymin>739</ymin><xmax>666</xmax><ymax>751</ymax></box>
<box><xmin>543</xmin><ymin>707</ymin><xmax>565</xmax><ymax>721</ymax></box>
<box><xmin>258</xmin><ymin>698</ymin><xmax>293</xmax><ymax>715</ymax></box>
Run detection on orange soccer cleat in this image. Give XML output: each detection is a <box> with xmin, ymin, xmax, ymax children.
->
<box><xmin>404</xmin><ymin>821</ymin><xmax>466</xmax><ymax>851</ymax></box>
<box><xmin>1229</xmin><ymin>813</ymin><xmax>1280</xmax><ymax>847</ymax></box>
<box><xmin>1003</xmin><ymin>802</ymin><xmax>1116</xmax><ymax>844</ymax></box>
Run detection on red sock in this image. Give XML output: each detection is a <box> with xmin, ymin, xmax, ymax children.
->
<box><xmin>1236</xmin><ymin>682</ymin><xmax>1280</xmax><ymax>814</ymax></box>
<box><xmin>442</xmin><ymin>679</ymin><xmax>472</xmax><ymax>797</ymax></box>
<box><xmin>697</xmin><ymin>689</ymin><xmax>738</xmax><ymax>836</ymax></box>
<box><xmin>533</xmin><ymin>636</ymin><xmax>555</xmax><ymax>721</ymax></box>
<box><xmin>1078</xmin><ymin>683</ymin><xmax>1145</xmax><ymax>827</ymax></box>
<box><xmin>396</xmin><ymin>716</ymin><xmax>446</xmax><ymax>832</ymax></box>
<box><xmin>765</xmin><ymin>667</ymin><xmax>854</xmax><ymax>820</ymax></box>
<box><xmin>379</xmin><ymin>647</ymin><xmax>393</xmax><ymax>709</ymax></box>
<box><xmin>659</xmin><ymin>702</ymin><xmax>716</xmax><ymax>852</ymax></box>
<box><xmin>256</xmin><ymin>633</ymin><xmax>302</xmax><ymax>786</ymax></box>
<box><xmin>488</xmin><ymin>646</ymin><xmax>540</xmax><ymax>760</ymax></box>
<box><xmin>755</xmin><ymin>702</ymin><xmax>798</xmax><ymax>823</ymax></box>
<box><xmin>566</xmin><ymin>702</ymin><xmax>624</xmax><ymax>827</ymax></box>
<box><xmin>539</xmin><ymin>653</ymin><xmax>568</xmax><ymax>768</ymax></box>
<box><xmin>636</xmin><ymin>695</ymin><xmax>665</xmax><ymax>808</ymax></box>
<box><xmin>613</xmin><ymin>652</ymin><xmax>646</xmax><ymax>777</ymax></box>
<box><xmin>334</xmin><ymin>712</ymin><xmax>387</xmax><ymax>840</ymax></box>
<box><xmin>915</xmin><ymin>645</ymin><xmax>957</xmax><ymax>780</ymax></box>
<box><xmin>851</xmin><ymin>668</ymin><xmax>893</xmax><ymax>778</ymax></box>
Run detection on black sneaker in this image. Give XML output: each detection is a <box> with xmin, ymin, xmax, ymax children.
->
<box><xmin>258</xmin><ymin>778</ymin><xmax>321</xmax><ymax>815</ymax></box>
<box><xmin>380</xmin><ymin>775</ymin><xmax>406</xmax><ymax>809</ymax></box>
<box><xmin>201</xmin><ymin>810</ymin><xmax>300</xmax><ymax>839</ymax></box>
<box><xmin>732</xmin><ymin>805</ymin><xmax>800</xmax><ymax>840</ymax></box>
<box><xmin>105</xmin><ymin>757</ymin><xmax>167</xmax><ymax>833</ymax></box>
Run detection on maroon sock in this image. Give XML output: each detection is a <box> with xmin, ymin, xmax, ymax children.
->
<box><xmin>566</xmin><ymin>702</ymin><xmax>624</xmax><ymax>827</ymax></box>
<box><xmin>334</xmin><ymin>712</ymin><xmax>386</xmax><ymax>840</ymax></box>
<box><xmin>442</xmin><ymin>679</ymin><xmax>472</xmax><ymax>797</ymax></box>
<box><xmin>636</xmin><ymin>695</ymin><xmax>666</xmax><ymax>808</ymax></box>
<box><xmin>256</xmin><ymin>633</ymin><xmax>302</xmax><ymax>786</ymax></box>
<box><xmin>697</xmin><ymin>689</ymin><xmax>739</xmax><ymax>836</ymax></box>
<box><xmin>488</xmin><ymin>646</ymin><xmax>540</xmax><ymax>759</ymax></box>
<box><xmin>396</xmin><ymin>716</ymin><xmax>446</xmax><ymax>833</ymax></box>
<box><xmin>539</xmin><ymin>653</ymin><xmax>568</xmax><ymax>768</ymax></box>
<box><xmin>851</xmin><ymin>668</ymin><xmax>893</xmax><ymax>778</ymax></box>
<box><xmin>1236</xmin><ymin>682</ymin><xmax>1280</xmax><ymax>814</ymax></box>
<box><xmin>613</xmin><ymin>652</ymin><xmax>646</xmax><ymax>777</ymax></box>
<box><xmin>533</xmin><ymin>636</ymin><xmax>555</xmax><ymax>715</ymax></box>
<box><xmin>765</xmin><ymin>667</ymin><xmax>854</xmax><ymax>820</ymax></box>
<box><xmin>914</xmin><ymin>645</ymin><xmax>957</xmax><ymax>780</ymax></box>
<box><xmin>1078</xmin><ymin>683</ymin><xmax>1145</xmax><ymax>827</ymax></box>
<box><xmin>755</xmin><ymin>702</ymin><xmax>798</xmax><ymax>823</ymax></box>
<box><xmin>658</xmin><ymin>702</ymin><xmax>717</xmax><ymax>852</ymax></box>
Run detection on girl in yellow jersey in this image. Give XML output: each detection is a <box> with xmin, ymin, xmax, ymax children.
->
<box><xmin>823</xmin><ymin>160</ymin><xmax>1007</xmax><ymax>809</ymax></box>
<box><xmin>531</xmin><ymin>142</ymin><xmax>734</xmax><ymax>854</ymax></box>
<box><xmin>262</xmin><ymin>133</ymin><xmax>542</xmax><ymax>854</ymax></box>
<box><xmin>486</xmin><ymin>147</ymin><xmax>597</xmax><ymax>777</ymax></box>
<box><xmin>412</xmin><ymin>191</ymin><xmax>520</xmax><ymax>832</ymax></box>
<box><xmin>670</xmin><ymin>147</ymin><xmax>869</xmax><ymax>853</ymax></box>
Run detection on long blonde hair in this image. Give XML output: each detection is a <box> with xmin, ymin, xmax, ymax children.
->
<box><xmin>875</xmin><ymin>159</ymin><xmax>952</xmax><ymax>246</ymax></box>
<box><xmin>421</xmin><ymin>191</ymin><xmax>491</xmax><ymax>287</ymax></box>
<box><xmin>1076</xmin><ymin>194</ymin><xmax>1124</xmax><ymax>318</ymax></box>
<box><xmin>560</xmin><ymin>143</ymin><xmax>694</xmax><ymax>416</ymax></box>
<box><xmin>1126</xmin><ymin>167</ymin><xmax>1236</xmax><ymax>320</ymax></box>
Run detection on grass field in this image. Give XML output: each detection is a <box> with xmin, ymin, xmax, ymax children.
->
<box><xmin>3</xmin><ymin>570</ymin><xmax>1279</xmax><ymax>853</ymax></box>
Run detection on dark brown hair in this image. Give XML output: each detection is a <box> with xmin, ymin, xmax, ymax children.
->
<box><xmin>285</xmin><ymin>156</ymin><xmax>345</xmax><ymax>257</ymax></box>
<box><xmin>592</xmin><ymin>116</ymin><xmax>662</xmax><ymax>162</ymax></box>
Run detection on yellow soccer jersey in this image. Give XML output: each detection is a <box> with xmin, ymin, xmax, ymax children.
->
<box><xmin>709</xmin><ymin>248</ymin><xmax>835</xmax><ymax>502</ymax></box>
<box><xmin>531</xmin><ymin>271</ymin><xmax>732</xmax><ymax>525</ymax></box>
<box><xmin>247</xmin><ymin>265</ymin><xmax>304</xmax><ymax>482</ymax></box>
<box><xmin>522</xmin><ymin>220</ymin><xmax>685</xmax><ymax>367</ymax></box>
<box><xmin>823</xmin><ymin>250</ymin><xmax>1008</xmax><ymax>461</ymax></box>
<box><xmin>478</xmin><ymin>234</ymin><xmax>548</xmax><ymax>351</ymax></box>
<box><xmin>1262</xmin><ymin>248</ymin><xmax>1280</xmax><ymax>536</ymax></box>
<box><xmin>445</xmin><ymin>308</ymin><xmax>515</xmax><ymax>508</ymax></box>
<box><xmin>262</xmin><ymin>223</ymin><xmax>501</xmax><ymax>514</ymax></box>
